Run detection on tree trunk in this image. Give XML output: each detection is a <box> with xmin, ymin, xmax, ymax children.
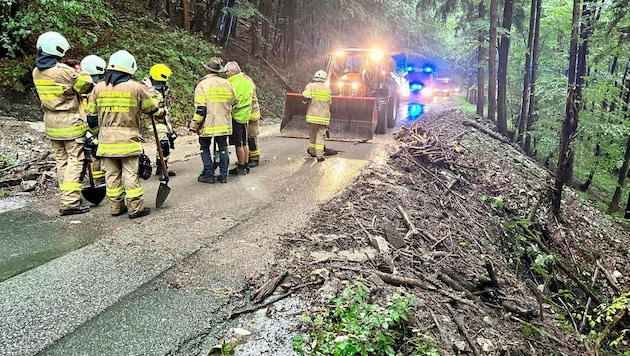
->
<box><xmin>523</xmin><ymin>0</ymin><xmax>541</xmax><ymax>155</ymax></box>
<box><xmin>517</xmin><ymin>0</ymin><xmax>537</xmax><ymax>144</ymax></box>
<box><xmin>285</xmin><ymin>0</ymin><xmax>296</xmax><ymax>66</ymax></box>
<box><xmin>261</xmin><ymin>0</ymin><xmax>272</xmax><ymax>59</ymax></box>
<box><xmin>497</xmin><ymin>0</ymin><xmax>513</xmax><ymax>136</ymax></box>
<box><xmin>608</xmin><ymin>135</ymin><xmax>630</xmax><ymax>213</ymax></box>
<box><xmin>487</xmin><ymin>0</ymin><xmax>498</xmax><ymax>123</ymax></box>
<box><xmin>625</xmin><ymin>191</ymin><xmax>630</xmax><ymax>219</ymax></box>
<box><xmin>476</xmin><ymin>2</ymin><xmax>486</xmax><ymax>117</ymax></box>
<box><xmin>183</xmin><ymin>0</ymin><xmax>190</xmax><ymax>30</ymax></box>
<box><xmin>552</xmin><ymin>0</ymin><xmax>581</xmax><ymax>216</ymax></box>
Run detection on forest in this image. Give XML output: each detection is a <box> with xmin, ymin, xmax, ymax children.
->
<box><xmin>2</xmin><ymin>0</ymin><xmax>629</xmax><ymax>218</ymax></box>
<box><xmin>1</xmin><ymin>0</ymin><xmax>630</xmax><ymax>355</ymax></box>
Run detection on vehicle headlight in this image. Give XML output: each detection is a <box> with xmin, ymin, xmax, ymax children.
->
<box><xmin>351</xmin><ymin>82</ymin><xmax>358</xmax><ymax>89</ymax></box>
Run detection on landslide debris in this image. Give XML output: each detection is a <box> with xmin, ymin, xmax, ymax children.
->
<box><xmin>251</xmin><ymin>102</ymin><xmax>629</xmax><ymax>355</ymax></box>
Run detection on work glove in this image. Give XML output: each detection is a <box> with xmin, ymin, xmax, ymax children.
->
<box><xmin>84</xmin><ymin>136</ymin><xmax>99</xmax><ymax>158</ymax></box>
<box><xmin>301</xmin><ymin>96</ymin><xmax>311</xmax><ymax>104</ymax></box>
<box><xmin>167</xmin><ymin>132</ymin><xmax>177</xmax><ymax>149</ymax></box>
<box><xmin>141</xmin><ymin>77</ymin><xmax>152</xmax><ymax>88</ymax></box>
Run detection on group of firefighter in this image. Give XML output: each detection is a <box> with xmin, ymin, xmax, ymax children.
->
<box><xmin>32</xmin><ymin>31</ymin><xmax>332</xmax><ymax>219</ymax></box>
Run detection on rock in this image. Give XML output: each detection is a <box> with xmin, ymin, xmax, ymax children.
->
<box><xmin>20</xmin><ymin>180</ymin><xmax>37</xmax><ymax>192</ymax></box>
<box><xmin>369</xmin><ymin>235</ymin><xmax>390</xmax><ymax>254</ymax></box>
<box><xmin>232</xmin><ymin>327</ymin><xmax>252</xmax><ymax>339</ymax></box>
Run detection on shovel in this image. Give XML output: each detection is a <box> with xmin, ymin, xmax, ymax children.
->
<box><xmin>150</xmin><ymin>114</ymin><xmax>171</xmax><ymax>208</ymax></box>
<box><xmin>81</xmin><ymin>158</ymin><xmax>106</xmax><ymax>205</ymax></box>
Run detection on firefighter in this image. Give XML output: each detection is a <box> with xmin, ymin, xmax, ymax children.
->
<box><xmin>80</xmin><ymin>54</ymin><xmax>107</xmax><ymax>186</ymax></box>
<box><xmin>32</xmin><ymin>31</ymin><xmax>94</xmax><ymax>216</ymax></box>
<box><xmin>143</xmin><ymin>63</ymin><xmax>177</xmax><ymax>181</ymax></box>
<box><xmin>225</xmin><ymin>61</ymin><xmax>253</xmax><ymax>176</ymax></box>
<box><xmin>243</xmin><ymin>73</ymin><xmax>261</xmax><ymax>167</ymax></box>
<box><xmin>190</xmin><ymin>58</ymin><xmax>236</xmax><ymax>183</ymax></box>
<box><xmin>85</xmin><ymin>50</ymin><xmax>163</xmax><ymax>218</ymax></box>
<box><xmin>302</xmin><ymin>70</ymin><xmax>332</xmax><ymax>162</ymax></box>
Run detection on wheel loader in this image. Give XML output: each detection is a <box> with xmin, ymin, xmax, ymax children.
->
<box><xmin>281</xmin><ymin>48</ymin><xmax>404</xmax><ymax>141</ymax></box>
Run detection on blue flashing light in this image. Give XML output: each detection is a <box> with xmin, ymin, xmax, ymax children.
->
<box><xmin>408</xmin><ymin>103</ymin><xmax>424</xmax><ymax>118</ymax></box>
<box><xmin>409</xmin><ymin>82</ymin><xmax>423</xmax><ymax>93</ymax></box>
<box><xmin>422</xmin><ymin>66</ymin><xmax>433</xmax><ymax>73</ymax></box>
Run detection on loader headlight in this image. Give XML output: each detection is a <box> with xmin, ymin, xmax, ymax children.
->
<box><xmin>370</xmin><ymin>49</ymin><xmax>385</xmax><ymax>60</ymax></box>
<box><xmin>351</xmin><ymin>82</ymin><xmax>359</xmax><ymax>89</ymax></box>
<box><xmin>337</xmin><ymin>82</ymin><xmax>344</xmax><ymax>88</ymax></box>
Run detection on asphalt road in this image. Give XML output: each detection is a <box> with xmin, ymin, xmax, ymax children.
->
<box><xmin>0</xmin><ymin>124</ymin><xmax>395</xmax><ymax>355</ymax></box>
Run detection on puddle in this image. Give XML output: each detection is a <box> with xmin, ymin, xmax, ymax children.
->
<box><xmin>0</xmin><ymin>208</ymin><xmax>102</xmax><ymax>282</ymax></box>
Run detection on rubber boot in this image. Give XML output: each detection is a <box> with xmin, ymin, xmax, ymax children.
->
<box><xmin>237</xmin><ymin>164</ymin><xmax>249</xmax><ymax>175</ymax></box>
<box><xmin>197</xmin><ymin>170</ymin><xmax>215</xmax><ymax>183</ymax></box>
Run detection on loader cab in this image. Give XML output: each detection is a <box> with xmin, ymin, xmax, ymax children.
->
<box><xmin>326</xmin><ymin>48</ymin><xmax>390</xmax><ymax>97</ymax></box>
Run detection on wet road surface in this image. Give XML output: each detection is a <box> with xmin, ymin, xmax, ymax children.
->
<box><xmin>0</xmin><ymin>125</ymin><xmax>397</xmax><ymax>355</ymax></box>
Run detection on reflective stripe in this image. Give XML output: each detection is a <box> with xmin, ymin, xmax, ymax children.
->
<box><xmin>315</xmin><ymin>144</ymin><xmax>325</xmax><ymax>150</ymax></box>
<box><xmin>306</xmin><ymin>115</ymin><xmax>330</xmax><ymax>125</ymax></box>
<box><xmin>309</xmin><ymin>143</ymin><xmax>316</xmax><ymax>149</ymax></box>
<box><xmin>96</xmin><ymin>97</ymin><xmax>138</xmax><ymax>107</ymax></box>
<box><xmin>73</xmin><ymin>74</ymin><xmax>91</xmax><ymax>93</ymax></box>
<box><xmin>46</xmin><ymin>125</ymin><xmax>87</xmax><ymax>138</ymax></box>
<box><xmin>126</xmin><ymin>187</ymin><xmax>143</xmax><ymax>199</ymax></box>
<box><xmin>98</xmin><ymin>142</ymin><xmax>143</xmax><ymax>155</ymax></box>
<box><xmin>60</xmin><ymin>182</ymin><xmax>82</xmax><ymax>192</ymax></box>
<box><xmin>249</xmin><ymin>149</ymin><xmax>260</xmax><ymax>156</ymax></box>
<box><xmin>35</xmin><ymin>85</ymin><xmax>64</xmax><ymax>95</ymax></box>
<box><xmin>311</xmin><ymin>90</ymin><xmax>331</xmax><ymax>101</ymax></box>
<box><xmin>92</xmin><ymin>170</ymin><xmax>105</xmax><ymax>178</ymax></box>
<box><xmin>250</xmin><ymin>110</ymin><xmax>261</xmax><ymax>120</ymax></box>
<box><xmin>204</xmin><ymin>87</ymin><xmax>234</xmax><ymax>103</ymax></box>
<box><xmin>193</xmin><ymin>113</ymin><xmax>204</xmax><ymax>123</ymax></box>
<box><xmin>200</xmin><ymin>125</ymin><xmax>231</xmax><ymax>136</ymax></box>
<box><xmin>106</xmin><ymin>186</ymin><xmax>124</xmax><ymax>198</ymax></box>
<box><xmin>141</xmin><ymin>97</ymin><xmax>158</xmax><ymax>110</ymax></box>
<box><xmin>85</xmin><ymin>102</ymin><xmax>97</xmax><ymax>113</ymax></box>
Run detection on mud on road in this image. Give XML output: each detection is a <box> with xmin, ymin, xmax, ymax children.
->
<box><xmin>1</xmin><ymin>98</ymin><xmax>629</xmax><ymax>355</ymax></box>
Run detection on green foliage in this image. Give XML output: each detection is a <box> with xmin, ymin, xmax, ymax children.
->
<box><xmin>0</xmin><ymin>0</ymin><xmax>113</xmax><ymax>58</ymax></box>
<box><xmin>0</xmin><ymin>188</ymin><xmax>7</xmax><ymax>197</ymax></box>
<box><xmin>0</xmin><ymin>57</ymin><xmax>31</xmax><ymax>91</ymax></box>
<box><xmin>95</xmin><ymin>16</ymin><xmax>222</xmax><ymax>126</ymax></box>
<box><xmin>0</xmin><ymin>154</ymin><xmax>18</xmax><ymax>169</ymax></box>
<box><xmin>293</xmin><ymin>282</ymin><xmax>439</xmax><ymax>356</ymax></box>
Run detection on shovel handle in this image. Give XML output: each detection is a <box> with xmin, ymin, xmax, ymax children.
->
<box><xmin>150</xmin><ymin>114</ymin><xmax>169</xmax><ymax>183</ymax></box>
<box><xmin>86</xmin><ymin>158</ymin><xmax>96</xmax><ymax>188</ymax></box>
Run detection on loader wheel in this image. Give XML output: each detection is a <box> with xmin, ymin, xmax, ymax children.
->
<box><xmin>387</xmin><ymin>95</ymin><xmax>399</xmax><ymax>128</ymax></box>
<box><xmin>376</xmin><ymin>97</ymin><xmax>388</xmax><ymax>134</ymax></box>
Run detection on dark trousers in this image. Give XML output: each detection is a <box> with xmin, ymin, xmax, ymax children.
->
<box><xmin>199</xmin><ymin>135</ymin><xmax>229</xmax><ymax>176</ymax></box>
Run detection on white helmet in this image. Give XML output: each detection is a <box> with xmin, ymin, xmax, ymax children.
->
<box><xmin>36</xmin><ymin>31</ymin><xmax>70</xmax><ymax>57</ymax></box>
<box><xmin>81</xmin><ymin>55</ymin><xmax>106</xmax><ymax>75</ymax></box>
<box><xmin>313</xmin><ymin>70</ymin><xmax>327</xmax><ymax>82</ymax></box>
<box><xmin>107</xmin><ymin>50</ymin><xmax>137</xmax><ymax>75</ymax></box>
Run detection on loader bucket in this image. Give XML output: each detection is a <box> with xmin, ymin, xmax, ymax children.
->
<box><xmin>280</xmin><ymin>93</ymin><xmax>377</xmax><ymax>141</ymax></box>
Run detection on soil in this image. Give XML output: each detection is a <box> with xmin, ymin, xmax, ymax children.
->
<box><xmin>1</xmin><ymin>91</ymin><xmax>629</xmax><ymax>354</ymax></box>
<box><xmin>256</xmin><ymin>102</ymin><xmax>630</xmax><ymax>355</ymax></box>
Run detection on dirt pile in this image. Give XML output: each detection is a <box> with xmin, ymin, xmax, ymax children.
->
<box><xmin>0</xmin><ymin>117</ymin><xmax>58</xmax><ymax>196</ymax></box>
<box><xmin>265</xmin><ymin>104</ymin><xmax>629</xmax><ymax>355</ymax></box>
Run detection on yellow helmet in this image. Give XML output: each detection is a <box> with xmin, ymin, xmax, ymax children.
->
<box><xmin>150</xmin><ymin>64</ymin><xmax>171</xmax><ymax>81</ymax></box>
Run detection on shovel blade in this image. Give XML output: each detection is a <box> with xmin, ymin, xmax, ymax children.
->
<box><xmin>156</xmin><ymin>182</ymin><xmax>171</xmax><ymax>208</ymax></box>
<box><xmin>81</xmin><ymin>184</ymin><xmax>106</xmax><ymax>205</ymax></box>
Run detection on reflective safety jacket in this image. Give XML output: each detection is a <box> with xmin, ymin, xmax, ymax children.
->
<box><xmin>302</xmin><ymin>81</ymin><xmax>332</xmax><ymax>125</ymax></box>
<box><xmin>145</xmin><ymin>87</ymin><xmax>173</xmax><ymax>141</ymax></box>
<box><xmin>191</xmin><ymin>73</ymin><xmax>236</xmax><ymax>137</ymax></box>
<box><xmin>227</xmin><ymin>72</ymin><xmax>253</xmax><ymax>124</ymax></box>
<box><xmin>243</xmin><ymin>74</ymin><xmax>260</xmax><ymax>122</ymax></box>
<box><xmin>33</xmin><ymin>63</ymin><xmax>94</xmax><ymax>140</ymax></box>
<box><xmin>86</xmin><ymin>80</ymin><xmax>159</xmax><ymax>157</ymax></box>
